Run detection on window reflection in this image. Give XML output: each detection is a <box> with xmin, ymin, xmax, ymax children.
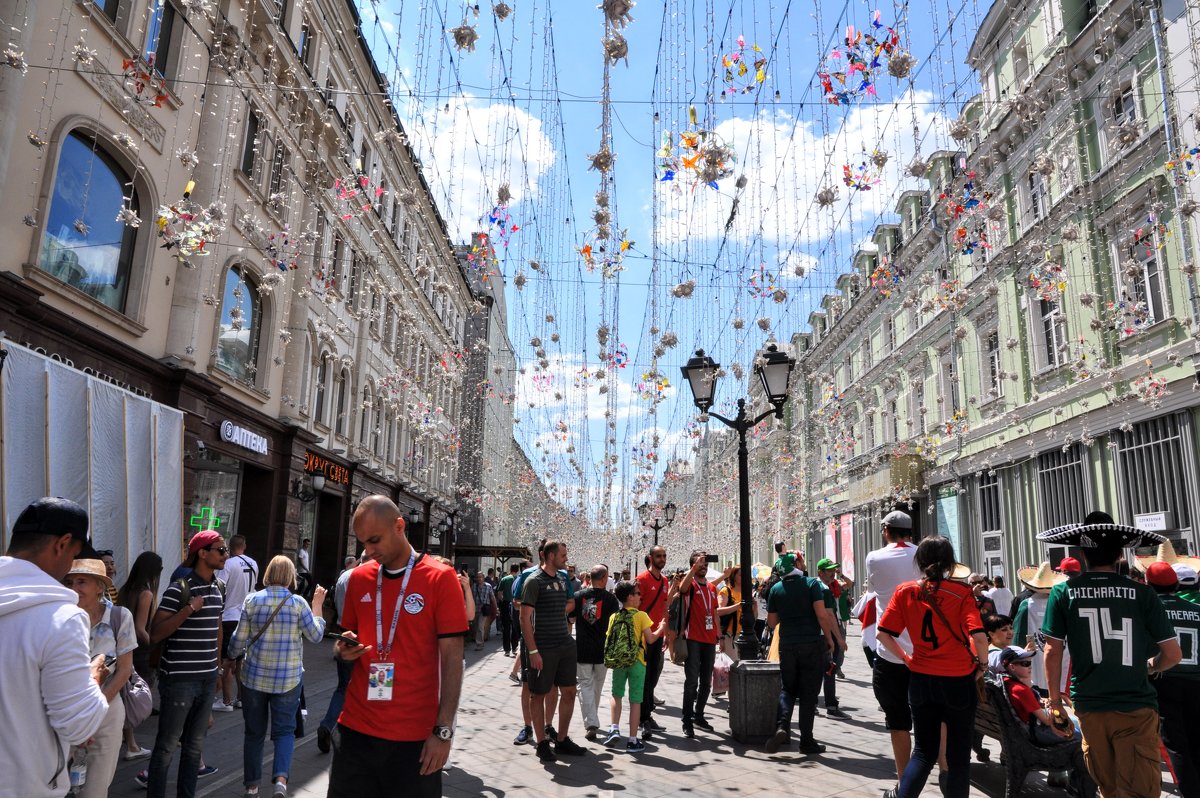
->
<box><xmin>216</xmin><ymin>265</ymin><xmax>261</xmax><ymax>383</ymax></box>
<box><xmin>39</xmin><ymin>132</ymin><xmax>138</xmax><ymax>312</ymax></box>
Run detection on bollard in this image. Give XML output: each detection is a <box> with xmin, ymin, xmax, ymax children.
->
<box><xmin>728</xmin><ymin>659</ymin><xmax>780</xmax><ymax>743</ymax></box>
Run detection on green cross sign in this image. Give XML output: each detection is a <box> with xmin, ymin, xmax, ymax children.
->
<box><xmin>189</xmin><ymin>506</ymin><xmax>221</xmax><ymax>531</ymax></box>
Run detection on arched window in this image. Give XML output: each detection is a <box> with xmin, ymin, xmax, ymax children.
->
<box><xmin>313</xmin><ymin>352</ymin><xmax>330</xmax><ymax>423</ymax></box>
<box><xmin>372</xmin><ymin>402</ymin><xmax>383</xmax><ymax>455</ymax></box>
<box><xmin>359</xmin><ymin>386</ymin><xmax>372</xmax><ymax>446</ymax></box>
<box><xmin>39</xmin><ymin>131</ymin><xmax>140</xmax><ymax>312</ymax></box>
<box><xmin>215</xmin><ymin>264</ymin><xmax>262</xmax><ymax>384</ymax></box>
<box><xmin>334</xmin><ymin>369</ymin><xmax>349</xmax><ymax>437</ymax></box>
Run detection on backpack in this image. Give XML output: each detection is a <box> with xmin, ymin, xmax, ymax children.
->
<box><xmin>174</xmin><ymin>575</ymin><xmax>226</xmax><ymax>606</ymax></box>
<box><xmin>604</xmin><ymin>611</ymin><xmax>640</xmax><ymax>670</ymax></box>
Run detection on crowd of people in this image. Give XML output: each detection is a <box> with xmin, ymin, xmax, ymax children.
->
<box><xmin>3</xmin><ymin>494</ymin><xmax>1199</xmax><ymax>798</ymax></box>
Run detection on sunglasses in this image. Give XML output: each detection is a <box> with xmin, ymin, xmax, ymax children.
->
<box><xmin>1010</xmin><ymin>660</ymin><xmax>1032</xmax><ymax>668</ymax></box>
<box><xmin>206</xmin><ymin>546</ymin><xmax>229</xmax><ymax>555</ymax></box>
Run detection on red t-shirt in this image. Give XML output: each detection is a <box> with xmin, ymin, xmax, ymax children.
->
<box><xmin>338</xmin><ymin>555</ymin><xmax>469</xmax><ymax>741</ymax></box>
<box><xmin>637</xmin><ymin>570</ymin><xmax>669</xmax><ymax>625</ymax></box>
<box><xmin>1005</xmin><ymin>677</ymin><xmax>1042</xmax><ymax>724</ymax></box>
<box><xmin>684</xmin><ymin>580</ymin><xmax>719</xmax><ymax>644</ymax></box>
<box><xmin>878</xmin><ymin>580</ymin><xmax>983</xmax><ymax>677</ymax></box>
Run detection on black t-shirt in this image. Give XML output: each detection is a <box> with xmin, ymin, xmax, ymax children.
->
<box><xmin>573</xmin><ymin>587</ymin><xmax>621</xmax><ymax>663</ymax></box>
<box><xmin>522</xmin><ymin>568</ymin><xmax>570</xmax><ymax>648</ymax></box>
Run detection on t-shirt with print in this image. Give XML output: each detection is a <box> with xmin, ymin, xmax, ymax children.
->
<box><xmin>522</xmin><ymin>568</ymin><xmax>571</xmax><ymax>649</ymax></box>
<box><xmin>637</xmin><ymin>571</ymin><xmax>669</xmax><ymax>625</ymax></box>
<box><xmin>879</xmin><ymin>580</ymin><xmax>983</xmax><ymax>677</ymax></box>
<box><xmin>338</xmin><ymin>555</ymin><xmax>469</xmax><ymax>742</ymax></box>
<box><xmin>1005</xmin><ymin>677</ymin><xmax>1043</xmax><ymax>724</ymax></box>
<box><xmin>1161</xmin><ymin>594</ymin><xmax>1200</xmax><ymax>681</ymax></box>
<box><xmin>217</xmin><ymin>554</ymin><xmax>260</xmax><ymax>622</ymax></box>
<box><xmin>767</xmin><ymin>574</ymin><xmax>827</xmax><ymax>646</ymax></box>
<box><xmin>684</xmin><ymin>580</ymin><xmax>719</xmax><ymax>645</ymax></box>
<box><xmin>574</xmin><ymin>586</ymin><xmax>621</xmax><ymax>663</ymax></box>
<box><xmin>1042</xmin><ymin>571</ymin><xmax>1176</xmax><ymax>712</ymax></box>
<box><xmin>606</xmin><ymin>608</ymin><xmax>653</xmax><ymax>666</ymax></box>
<box><xmin>512</xmin><ymin>566</ymin><xmax>574</xmax><ymax>604</ymax></box>
<box><xmin>157</xmin><ymin>573</ymin><xmax>224</xmax><ymax>678</ymax></box>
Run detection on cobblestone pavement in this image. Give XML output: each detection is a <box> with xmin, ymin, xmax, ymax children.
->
<box><xmin>106</xmin><ymin>624</ymin><xmax>1175</xmax><ymax>797</ymax></box>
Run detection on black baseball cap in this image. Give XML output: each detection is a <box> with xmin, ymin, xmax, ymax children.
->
<box><xmin>12</xmin><ymin>497</ymin><xmax>97</xmax><ymax>557</ymax></box>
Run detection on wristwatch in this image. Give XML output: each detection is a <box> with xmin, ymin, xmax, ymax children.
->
<box><xmin>432</xmin><ymin>725</ymin><xmax>453</xmax><ymax>741</ymax></box>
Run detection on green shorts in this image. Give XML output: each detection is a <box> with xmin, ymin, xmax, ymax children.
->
<box><xmin>610</xmin><ymin>661</ymin><xmax>647</xmax><ymax>703</ymax></box>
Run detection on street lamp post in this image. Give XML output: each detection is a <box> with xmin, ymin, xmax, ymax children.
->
<box><xmin>681</xmin><ymin>344</ymin><xmax>795</xmax><ymax>661</ymax></box>
<box><xmin>636</xmin><ymin>500</ymin><xmax>678</xmax><ymax>546</ymax></box>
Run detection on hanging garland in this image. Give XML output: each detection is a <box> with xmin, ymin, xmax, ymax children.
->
<box><xmin>720</xmin><ymin>36</ymin><xmax>768</xmax><ymax>95</ymax></box>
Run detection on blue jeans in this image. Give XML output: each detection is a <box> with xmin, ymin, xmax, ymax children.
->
<box><xmin>241</xmin><ymin>682</ymin><xmax>302</xmax><ymax>786</ymax></box>
<box><xmin>682</xmin><ymin>640</ymin><xmax>716</xmax><ymax>722</ymax></box>
<box><xmin>777</xmin><ymin>640</ymin><xmax>825</xmax><ymax>741</ymax></box>
<box><xmin>321</xmin><ymin>657</ymin><xmax>355</xmax><ymax>731</ymax></box>
<box><xmin>148</xmin><ymin>675</ymin><xmax>216</xmax><ymax>798</ymax></box>
<box><xmin>898</xmin><ymin>672</ymin><xmax>978</xmax><ymax>798</ymax></box>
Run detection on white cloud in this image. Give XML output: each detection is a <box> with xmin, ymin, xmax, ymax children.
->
<box><xmin>405</xmin><ymin>95</ymin><xmax>557</xmax><ymax>240</ymax></box>
<box><xmin>654</xmin><ymin>89</ymin><xmax>950</xmax><ymax>249</ymax></box>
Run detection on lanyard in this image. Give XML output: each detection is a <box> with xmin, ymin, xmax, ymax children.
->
<box><xmin>693</xmin><ymin>582</ymin><xmax>713</xmax><ymax>618</ymax></box>
<box><xmin>375</xmin><ymin>552</ymin><xmax>416</xmax><ymax>661</ymax></box>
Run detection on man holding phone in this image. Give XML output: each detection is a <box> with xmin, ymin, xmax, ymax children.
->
<box><xmin>327</xmin><ymin>497</ymin><xmax>467</xmax><ymax>798</ymax></box>
<box><xmin>678</xmin><ymin>551</ymin><xmax>720</xmax><ymax>738</ymax></box>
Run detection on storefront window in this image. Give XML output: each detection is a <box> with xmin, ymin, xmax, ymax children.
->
<box><xmin>190</xmin><ymin>452</ymin><xmax>242</xmax><ymax>537</ymax></box>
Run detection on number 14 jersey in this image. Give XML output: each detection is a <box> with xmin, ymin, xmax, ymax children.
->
<box><xmin>1042</xmin><ymin>571</ymin><xmax>1176</xmax><ymax>712</ymax></box>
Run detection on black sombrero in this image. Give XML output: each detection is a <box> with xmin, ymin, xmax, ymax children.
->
<box><xmin>1037</xmin><ymin>522</ymin><xmax>1166</xmax><ymax>549</ymax></box>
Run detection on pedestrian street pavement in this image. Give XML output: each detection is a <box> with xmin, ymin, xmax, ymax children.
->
<box><xmin>107</xmin><ymin>624</ymin><xmax>1177</xmax><ymax>797</ymax></box>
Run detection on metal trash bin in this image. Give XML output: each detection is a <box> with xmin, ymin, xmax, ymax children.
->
<box><xmin>728</xmin><ymin>659</ymin><xmax>780</xmax><ymax>743</ymax></box>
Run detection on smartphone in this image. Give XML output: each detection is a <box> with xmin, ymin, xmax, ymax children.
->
<box><xmin>705</xmin><ymin>554</ymin><xmax>720</xmax><ymax>563</ymax></box>
<box><xmin>325</xmin><ymin>632</ymin><xmax>365</xmax><ymax>648</ymax></box>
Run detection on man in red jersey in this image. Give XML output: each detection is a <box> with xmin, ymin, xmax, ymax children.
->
<box><xmin>327</xmin><ymin>496</ymin><xmax>468</xmax><ymax>797</ymax></box>
<box><xmin>678</xmin><ymin>550</ymin><xmax>720</xmax><ymax>738</ymax></box>
<box><xmin>635</xmin><ymin>545</ymin><xmax>669</xmax><ymax>737</ymax></box>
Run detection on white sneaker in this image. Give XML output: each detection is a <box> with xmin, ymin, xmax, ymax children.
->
<box><xmin>122</xmin><ymin>746</ymin><xmax>152</xmax><ymax>761</ymax></box>
<box><xmin>211</xmin><ymin>700</ymin><xmax>235</xmax><ymax>713</ymax></box>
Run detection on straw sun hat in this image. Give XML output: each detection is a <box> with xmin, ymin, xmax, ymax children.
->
<box><xmin>65</xmin><ymin>559</ymin><xmax>113</xmax><ymax>590</ymax></box>
<box><xmin>1134</xmin><ymin>539</ymin><xmax>1200</xmax><ymax>573</ymax></box>
<box><xmin>1017</xmin><ymin>562</ymin><xmax>1067</xmax><ymax>592</ymax></box>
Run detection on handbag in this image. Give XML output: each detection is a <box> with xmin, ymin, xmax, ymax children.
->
<box><xmin>109</xmin><ymin>608</ymin><xmax>154</xmax><ymax>727</ymax></box>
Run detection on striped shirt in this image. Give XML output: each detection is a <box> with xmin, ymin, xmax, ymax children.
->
<box><xmin>157</xmin><ymin>574</ymin><xmax>224</xmax><ymax>678</ymax></box>
<box><xmin>229</xmin><ymin>586</ymin><xmax>326</xmax><ymax>694</ymax></box>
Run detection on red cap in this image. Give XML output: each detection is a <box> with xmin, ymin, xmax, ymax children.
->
<box><xmin>188</xmin><ymin>529</ymin><xmax>221</xmax><ymax>555</ymax></box>
<box><xmin>1146</xmin><ymin>561</ymin><xmax>1179</xmax><ymax>588</ymax></box>
<box><xmin>1058</xmin><ymin>557</ymin><xmax>1081</xmax><ymax>575</ymax></box>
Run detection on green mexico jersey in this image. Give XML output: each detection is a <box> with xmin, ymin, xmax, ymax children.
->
<box><xmin>1042</xmin><ymin>571</ymin><xmax>1176</xmax><ymax>712</ymax></box>
<box><xmin>1161</xmin><ymin>594</ymin><xmax>1200</xmax><ymax>681</ymax></box>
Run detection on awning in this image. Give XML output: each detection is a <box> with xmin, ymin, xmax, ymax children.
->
<box><xmin>453</xmin><ymin>543</ymin><xmax>532</xmax><ymax>562</ymax></box>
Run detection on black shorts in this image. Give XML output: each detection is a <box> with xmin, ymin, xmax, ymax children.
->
<box><xmin>526</xmin><ymin>642</ymin><xmax>577</xmax><ymax>695</ymax></box>
<box><xmin>872</xmin><ymin>656</ymin><xmax>913</xmax><ymax>731</ymax></box>
<box><xmin>221</xmin><ymin>621</ymin><xmax>239</xmax><ymax>660</ymax></box>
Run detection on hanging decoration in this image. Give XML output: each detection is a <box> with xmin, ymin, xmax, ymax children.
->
<box><xmin>842</xmin><ymin>154</ymin><xmax>881</xmax><ymax>192</ymax></box>
<box><xmin>264</xmin><ymin>225</ymin><xmax>300</xmax><ymax>272</ymax></box>
<box><xmin>720</xmin><ymin>36</ymin><xmax>767</xmax><ymax>95</ymax></box>
<box><xmin>333</xmin><ymin>173</ymin><xmax>385</xmax><ymax>220</ymax></box>
<box><xmin>656</xmin><ymin>107</ymin><xmax>737</xmax><ymax>190</ymax></box>
<box><xmin>1067</xmin><ymin>337</ymin><xmax>1107</xmax><ymax>382</ymax></box>
<box><xmin>606</xmin><ymin>342</ymin><xmax>629</xmax><ymax>369</ymax></box>
<box><xmin>1132</xmin><ymin>211</ymin><xmax>1169</xmax><ymax>256</ymax></box>
<box><xmin>746</xmin><ymin>263</ymin><xmax>779</xmax><ymax>298</ymax></box>
<box><xmin>122</xmin><ymin>56</ymin><xmax>168</xmax><ymax>107</ymax></box>
<box><xmin>154</xmin><ymin>189</ymin><xmax>225</xmax><ymax>266</ymax></box>
<box><xmin>1104</xmin><ymin>294</ymin><xmax>1152</xmax><ymax>338</ymax></box>
<box><xmin>449</xmin><ymin>21</ymin><xmax>480</xmax><ymax>52</ymax></box>
<box><xmin>3</xmin><ymin>46</ymin><xmax>28</xmax><ymax>74</ymax></box>
<box><xmin>869</xmin><ymin>257</ymin><xmax>904</xmax><ymax>296</ymax></box>
<box><xmin>1027</xmin><ymin>257</ymin><xmax>1067</xmax><ymax>302</ymax></box>
<box><xmin>817</xmin><ymin>11</ymin><xmax>901</xmax><ymax>105</ymax></box>
<box><xmin>636</xmin><ymin>371</ymin><xmax>669</xmax><ymax>402</ymax></box>
<box><xmin>1130</xmin><ymin>367</ymin><xmax>1168</xmax><ymax>407</ymax></box>
<box><xmin>1165</xmin><ymin>145</ymin><xmax>1200</xmax><ymax>184</ymax></box>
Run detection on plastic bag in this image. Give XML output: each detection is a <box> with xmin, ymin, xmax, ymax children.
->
<box><xmin>712</xmin><ymin>652</ymin><xmax>733</xmax><ymax>694</ymax></box>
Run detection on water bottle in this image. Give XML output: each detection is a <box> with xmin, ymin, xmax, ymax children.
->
<box><xmin>68</xmin><ymin>747</ymin><xmax>87</xmax><ymax>789</ymax></box>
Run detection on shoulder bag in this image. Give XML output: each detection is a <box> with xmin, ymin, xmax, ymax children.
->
<box><xmin>919</xmin><ymin>580</ymin><xmax>987</xmax><ymax>701</ymax></box>
<box><xmin>109</xmin><ymin>608</ymin><xmax>154</xmax><ymax>727</ymax></box>
<box><xmin>236</xmin><ymin>594</ymin><xmax>291</xmax><ymax>665</ymax></box>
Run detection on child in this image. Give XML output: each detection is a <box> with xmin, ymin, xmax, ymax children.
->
<box><xmin>1000</xmin><ymin>647</ymin><xmax>1080</xmax><ymax>747</ymax></box>
<box><xmin>604</xmin><ymin>581</ymin><xmax>666</xmax><ymax>753</ymax></box>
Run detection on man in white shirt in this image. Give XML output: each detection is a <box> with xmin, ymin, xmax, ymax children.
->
<box><xmin>297</xmin><ymin>538</ymin><xmax>312</xmax><ymax>599</ymax></box>
<box><xmin>863</xmin><ymin>510</ymin><xmax>919</xmax><ymax>798</ymax></box>
<box><xmin>214</xmin><ymin>534</ymin><xmax>258</xmax><ymax>711</ymax></box>
<box><xmin>0</xmin><ymin>497</ymin><xmax>110</xmax><ymax>798</ymax></box>
<box><xmin>984</xmin><ymin>575</ymin><xmax>1013</xmax><ymax>617</ymax></box>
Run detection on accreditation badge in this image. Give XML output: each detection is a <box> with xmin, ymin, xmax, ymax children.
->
<box><xmin>367</xmin><ymin>662</ymin><xmax>395</xmax><ymax>701</ymax></box>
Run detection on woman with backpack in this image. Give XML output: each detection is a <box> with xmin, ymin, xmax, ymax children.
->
<box><xmin>603</xmin><ymin>581</ymin><xmax>667</xmax><ymax>753</ymax></box>
<box><xmin>116</xmin><ymin>551</ymin><xmax>163</xmax><ymax>760</ymax></box>
<box><xmin>228</xmin><ymin>556</ymin><xmax>326</xmax><ymax>797</ymax></box>
<box><xmin>65</xmin><ymin>559</ymin><xmax>137</xmax><ymax>797</ymax></box>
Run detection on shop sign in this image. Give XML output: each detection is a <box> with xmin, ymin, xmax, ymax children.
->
<box><xmin>304</xmin><ymin>450</ymin><xmax>350</xmax><ymax>485</ymax></box>
<box><xmin>220</xmin><ymin>420</ymin><xmax>269</xmax><ymax>455</ymax></box>
<box><xmin>1134</xmin><ymin>512</ymin><xmax>1172</xmax><ymax>532</ymax></box>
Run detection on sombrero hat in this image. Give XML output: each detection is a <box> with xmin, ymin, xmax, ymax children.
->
<box><xmin>949</xmin><ymin>563</ymin><xmax>972</xmax><ymax>581</ymax></box>
<box><xmin>1037</xmin><ymin>522</ymin><xmax>1165</xmax><ymax>549</ymax></box>
<box><xmin>1134</xmin><ymin>539</ymin><xmax>1200</xmax><ymax>572</ymax></box>
<box><xmin>1017</xmin><ymin>562</ymin><xmax>1067</xmax><ymax>591</ymax></box>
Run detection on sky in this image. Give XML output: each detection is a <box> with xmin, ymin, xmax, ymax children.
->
<box><xmin>349</xmin><ymin>0</ymin><xmax>985</xmax><ymax>537</ymax></box>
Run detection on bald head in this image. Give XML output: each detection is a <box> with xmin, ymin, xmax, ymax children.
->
<box><xmin>355</xmin><ymin>495</ymin><xmax>402</xmax><ymax>528</ymax></box>
<box><xmin>352</xmin><ymin>495</ymin><xmax>409</xmax><ymax>569</ymax></box>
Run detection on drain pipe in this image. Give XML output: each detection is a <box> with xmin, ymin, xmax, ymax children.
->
<box><xmin>1150</xmin><ymin>1</ymin><xmax>1200</xmax><ymax>328</ymax></box>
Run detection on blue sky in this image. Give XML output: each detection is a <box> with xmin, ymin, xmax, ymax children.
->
<box><xmin>351</xmin><ymin>0</ymin><xmax>984</xmax><ymax>540</ymax></box>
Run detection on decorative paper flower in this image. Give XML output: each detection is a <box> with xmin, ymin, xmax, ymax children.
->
<box><xmin>817</xmin><ymin>11</ymin><xmax>900</xmax><ymax>105</ymax></box>
<box><xmin>113</xmin><ymin>132</ymin><xmax>138</xmax><ymax>151</ymax></box>
<box><xmin>1131</xmin><ymin>369</ymin><xmax>1168</xmax><ymax>407</ymax></box>
<box><xmin>449</xmin><ymin>22</ymin><xmax>479</xmax><ymax>52</ymax></box>
<box><xmin>3</xmin><ymin>46</ymin><xmax>28</xmax><ymax>75</ymax></box>
<box><xmin>72</xmin><ymin>38</ymin><xmax>98</xmax><ymax>65</ymax></box>
<box><xmin>842</xmin><ymin>157</ymin><xmax>880</xmax><ymax>191</ymax></box>
<box><xmin>493</xmin><ymin>2</ymin><xmax>512</xmax><ymax>21</ymax></box>
<box><xmin>720</xmin><ymin>36</ymin><xmax>767</xmax><ymax>95</ymax></box>
<box><xmin>116</xmin><ymin>206</ymin><xmax>142</xmax><ymax>227</ymax></box>
<box><xmin>949</xmin><ymin>116</ymin><xmax>973</xmax><ymax>141</ymax></box>
<box><xmin>816</xmin><ymin>185</ymin><xmax>839</xmax><ymax>207</ymax></box>
<box><xmin>870</xmin><ymin>258</ymin><xmax>904</xmax><ymax>296</ymax></box>
<box><xmin>600</xmin><ymin>0</ymin><xmax>635</xmax><ymax>28</ymax></box>
<box><xmin>604</xmin><ymin>33</ymin><xmax>629</xmax><ymax>65</ymax></box>
<box><xmin>27</xmin><ymin>131</ymin><xmax>46</xmax><ymax>150</ymax></box>
<box><xmin>887</xmin><ymin>50</ymin><xmax>916</xmax><ymax>78</ymax></box>
<box><xmin>1027</xmin><ymin>258</ymin><xmax>1067</xmax><ymax>302</ymax></box>
<box><xmin>672</xmin><ymin>279</ymin><xmax>696</xmax><ymax>298</ymax></box>
<box><xmin>588</xmin><ymin>144</ymin><xmax>615</xmax><ymax>173</ymax></box>
<box><xmin>1165</xmin><ymin>145</ymin><xmax>1200</xmax><ymax>185</ymax></box>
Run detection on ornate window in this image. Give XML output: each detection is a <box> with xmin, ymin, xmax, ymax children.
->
<box><xmin>313</xmin><ymin>352</ymin><xmax>330</xmax><ymax>424</ymax></box>
<box><xmin>38</xmin><ymin>131</ymin><xmax>140</xmax><ymax>312</ymax></box>
<box><xmin>215</xmin><ymin>265</ymin><xmax>262</xmax><ymax>384</ymax></box>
